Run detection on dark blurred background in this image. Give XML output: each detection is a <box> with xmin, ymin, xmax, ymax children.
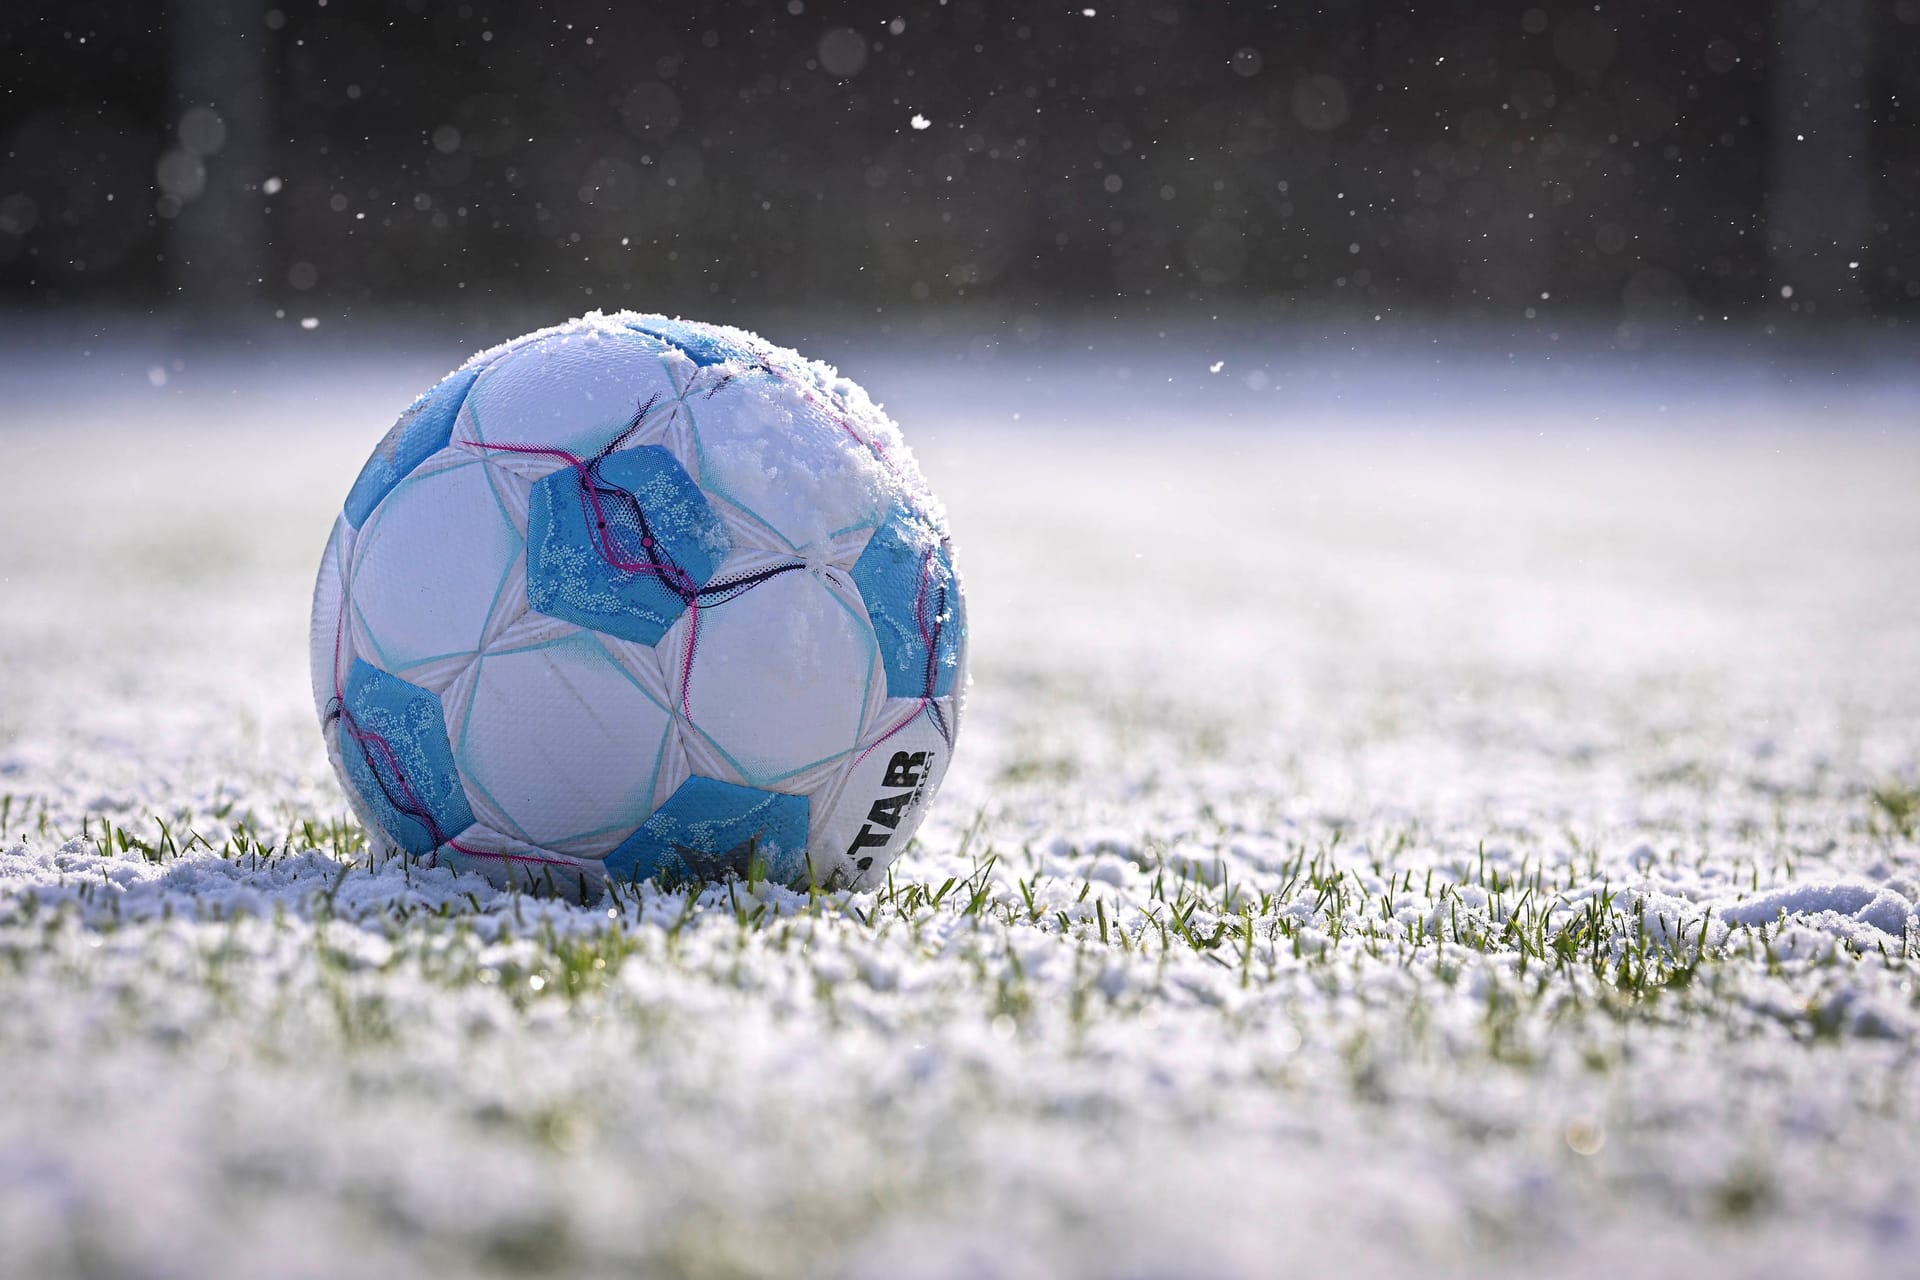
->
<box><xmin>3</xmin><ymin>0</ymin><xmax>1916</xmax><ymax>338</ymax></box>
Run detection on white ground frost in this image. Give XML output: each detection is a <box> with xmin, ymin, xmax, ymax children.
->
<box><xmin>0</xmin><ymin>324</ymin><xmax>1916</xmax><ymax>1278</ymax></box>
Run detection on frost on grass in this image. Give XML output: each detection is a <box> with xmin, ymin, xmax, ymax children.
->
<box><xmin>1</xmin><ymin>364</ymin><xmax>1918</xmax><ymax>1279</ymax></box>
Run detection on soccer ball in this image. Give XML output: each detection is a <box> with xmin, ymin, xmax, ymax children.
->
<box><xmin>309</xmin><ymin>313</ymin><xmax>967</xmax><ymax>896</ymax></box>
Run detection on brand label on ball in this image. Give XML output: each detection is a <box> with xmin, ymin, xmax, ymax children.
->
<box><xmin>845</xmin><ymin>750</ymin><xmax>934</xmax><ymax>870</ymax></box>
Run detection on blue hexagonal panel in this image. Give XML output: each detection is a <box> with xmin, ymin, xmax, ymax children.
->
<box><xmin>344</xmin><ymin>362</ymin><xmax>484</xmax><ymax>529</ymax></box>
<box><xmin>850</xmin><ymin>504</ymin><xmax>965</xmax><ymax>699</ymax></box>
<box><xmin>623</xmin><ymin>315</ymin><xmax>759</xmax><ymax>368</ymax></box>
<box><xmin>336</xmin><ymin>658</ymin><xmax>474</xmax><ymax>854</ymax></box>
<box><xmin>525</xmin><ymin>445</ymin><xmax>731</xmax><ymax>646</ymax></box>
<box><xmin>604</xmin><ymin>776</ymin><xmax>810</xmax><ymax>887</ymax></box>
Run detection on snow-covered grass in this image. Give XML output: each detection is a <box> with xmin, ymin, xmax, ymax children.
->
<box><xmin>2</xmin><ymin>333</ymin><xmax>1918</xmax><ymax>1278</ymax></box>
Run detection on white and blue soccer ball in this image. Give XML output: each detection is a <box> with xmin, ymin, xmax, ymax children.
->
<box><xmin>310</xmin><ymin>313</ymin><xmax>966</xmax><ymax>895</ymax></box>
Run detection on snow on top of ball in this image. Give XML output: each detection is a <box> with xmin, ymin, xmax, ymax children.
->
<box><xmin>451</xmin><ymin>309</ymin><xmax>943</xmax><ymax>552</ymax></box>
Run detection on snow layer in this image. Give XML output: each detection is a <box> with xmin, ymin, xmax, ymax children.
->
<box><xmin>1</xmin><ymin>332</ymin><xmax>1917</xmax><ymax>1279</ymax></box>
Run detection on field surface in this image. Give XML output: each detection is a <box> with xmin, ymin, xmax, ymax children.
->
<box><xmin>2</xmin><ymin>322</ymin><xmax>1918</xmax><ymax>1278</ymax></box>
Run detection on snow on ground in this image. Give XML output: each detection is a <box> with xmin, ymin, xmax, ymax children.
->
<box><xmin>1</xmin><ymin>320</ymin><xmax>1917</xmax><ymax>1278</ymax></box>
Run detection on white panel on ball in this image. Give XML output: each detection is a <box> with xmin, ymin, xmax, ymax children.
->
<box><xmin>350</xmin><ymin>456</ymin><xmax>523</xmax><ymax>673</ymax></box>
<box><xmin>308</xmin><ymin>516</ymin><xmax>354</xmax><ymax>720</ymax></box>
<box><xmin>441</xmin><ymin>822</ymin><xmax>606</xmax><ymax>899</ymax></box>
<box><xmin>455</xmin><ymin>633</ymin><xmax>672</xmax><ymax>856</ymax></box>
<box><xmin>462</xmin><ymin>324</ymin><xmax>692</xmax><ymax>466</ymax></box>
<box><xmin>676</xmin><ymin>569</ymin><xmax>875</xmax><ymax>784</ymax></box>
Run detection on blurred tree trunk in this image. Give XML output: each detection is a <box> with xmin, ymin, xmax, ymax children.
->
<box><xmin>1768</xmin><ymin>0</ymin><xmax>1873</xmax><ymax>317</ymax></box>
<box><xmin>168</xmin><ymin>0</ymin><xmax>272</xmax><ymax>316</ymax></box>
